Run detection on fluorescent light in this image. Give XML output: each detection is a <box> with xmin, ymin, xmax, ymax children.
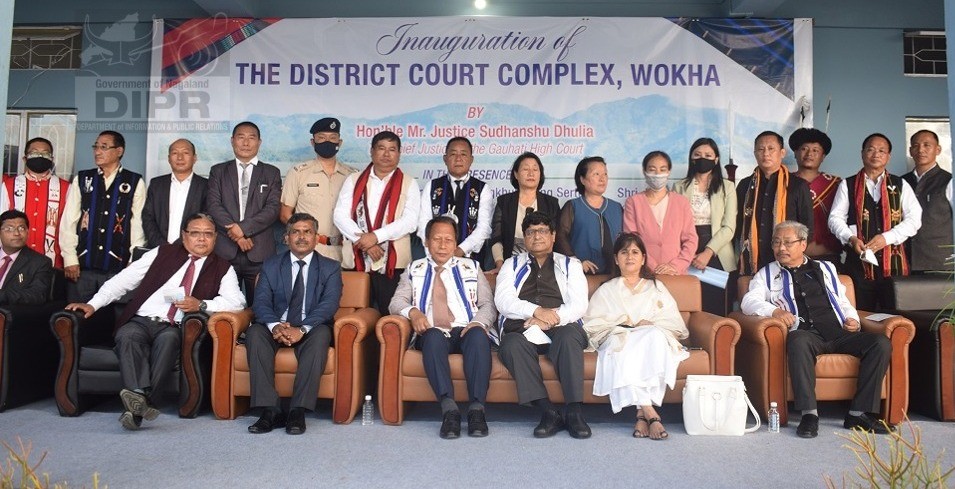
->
<box><xmin>474</xmin><ymin>0</ymin><xmax>487</xmax><ymax>10</ymax></box>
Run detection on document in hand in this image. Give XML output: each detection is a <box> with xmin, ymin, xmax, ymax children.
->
<box><xmin>686</xmin><ymin>266</ymin><xmax>730</xmax><ymax>289</ymax></box>
<box><xmin>523</xmin><ymin>325</ymin><xmax>552</xmax><ymax>345</ymax></box>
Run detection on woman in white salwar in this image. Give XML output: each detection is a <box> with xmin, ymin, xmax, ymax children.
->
<box><xmin>583</xmin><ymin>233</ymin><xmax>689</xmax><ymax>440</ymax></box>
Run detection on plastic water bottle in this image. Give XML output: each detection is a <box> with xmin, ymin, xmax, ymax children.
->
<box><xmin>362</xmin><ymin>395</ymin><xmax>375</xmax><ymax>426</ymax></box>
<box><xmin>768</xmin><ymin>402</ymin><xmax>780</xmax><ymax>433</ymax></box>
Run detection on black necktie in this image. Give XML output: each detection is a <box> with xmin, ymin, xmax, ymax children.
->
<box><xmin>287</xmin><ymin>260</ymin><xmax>306</xmax><ymax>326</ymax></box>
<box><xmin>454</xmin><ymin>179</ymin><xmax>464</xmax><ymax>201</ymax></box>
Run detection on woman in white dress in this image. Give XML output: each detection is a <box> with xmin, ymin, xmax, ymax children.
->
<box><xmin>583</xmin><ymin>232</ymin><xmax>689</xmax><ymax>439</ymax></box>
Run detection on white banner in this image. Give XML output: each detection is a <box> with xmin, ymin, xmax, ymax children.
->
<box><xmin>147</xmin><ymin>16</ymin><xmax>812</xmax><ymax>201</ymax></box>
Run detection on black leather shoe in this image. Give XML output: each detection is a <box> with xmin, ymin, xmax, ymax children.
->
<box><xmin>286</xmin><ymin>408</ymin><xmax>307</xmax><ymax>435</ymax></box>
<box><xmin>467</xmin><ymin>409</ymin><xmax>488</xmax><ymax>437</ymax></box>
<box><xmin>248</xmin><ymin>409</ymin><xmax>286</xmax><ymax>434</ymax></box>
<box><xmin>118</xmin><ymin>411</ymin><xmax>143</xmax><ymax>431</ymax></box>
<box><xmin>565</xmin><ymin>412</ymin><xmax>592</xmax><ymax>439</ymax></box>
<box><xmin>440</xmin><ymin>410</ymin><xmax>462</xmax><ymax>439</ymax></box>
<box><xmin>844</xmin><ymin>413</ymin><xmax>894</xmax><ymax>434</ymax></box>
<box><xmin>120</xmin><ymin>389</ymin><xmax>159</xmax><ymax>421</ymax></box>
<box><xmin>533</xmin><ymin>409</ymin><xmax>564</xmax><ymax>438</ymax></box>
<box><xmin>796</xmin><ymin>414</ymin><xmax>819</xmax><ymax>438</ymax></box>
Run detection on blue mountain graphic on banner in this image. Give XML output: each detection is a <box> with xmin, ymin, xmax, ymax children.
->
<box><xmin>668</xmin><ymin>18</ymin><xmax>795</xmax><ymax>100</ymax></box>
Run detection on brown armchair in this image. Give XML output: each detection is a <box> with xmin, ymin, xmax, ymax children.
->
<box><xmin>207</xmin><ymin>271</ymin><xmax>380</xmax><ymax>424</ymax></box>
<box><xmin>377</xmin><ymin>274</ymin><xmax>741</xmax><ymax>425</ymax></box>
<box><xmin>51</xmin><ymin>308</ymin><xmax>212</xmax><ymax>418</ymax></box>
<box><xmin>732</xmin><ymin>274</ymin><xmax>915</xmax><ymax>426</ymax></box>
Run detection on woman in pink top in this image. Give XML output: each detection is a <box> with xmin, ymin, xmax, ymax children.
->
<box><xmin>622</xmin><ymin>151</ymin><xmax>698</xmax><ymax>275</ymax></box>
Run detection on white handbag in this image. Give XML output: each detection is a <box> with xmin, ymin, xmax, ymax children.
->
<box><xmin>682</xmin><ymin>375</ymin><xmax>761</xmax><ymax>436</ymax></box>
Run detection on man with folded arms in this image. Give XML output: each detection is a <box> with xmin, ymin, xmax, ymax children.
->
<box><xmin>741</xmin><ymin>221</ymin><xmax>892</xmax><ymax>438</ymax></box>
<box><xmin>390</xmin><ymin>216</ymin><xmax>495</xmax><ymax>439</ymax></box>
<box><xmin>495</xmin><ymin>211</ymin><xmax>591</xmax><ymax>439</ymax></box>
<box><xmin>246</xmin><ymin>213</ymin><xmax>342</xmax><ymax>435</ymax></box>
<box><xmin>65</xmin><ymin>213</ymin><xmax>245</xmax><ymax>430</ymax></box>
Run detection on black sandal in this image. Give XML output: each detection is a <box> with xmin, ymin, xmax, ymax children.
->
<box><xmin>647</xmin><ymin>417</ymin><xmax>669</xmax><ymax>440</ymax></box>
<box><xmin>633</xmin><ymin>412</ymin><xmax>649</xmax><ymax>438</ymax></box>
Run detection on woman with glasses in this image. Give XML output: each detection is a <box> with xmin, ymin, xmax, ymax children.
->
<box><xmin>622</xmin><ymin>151</ymin><xmax>697</xmax><ymax>275</ymax></box>
<box><xmin>489</xmin><ymin>152</ymin><xmax>559</xmax><ymax>271</ymax></box>
<box><xmin>673</xmin><ymin>138</ymin><xmax>737</xmax><ymax>314</ymax></box>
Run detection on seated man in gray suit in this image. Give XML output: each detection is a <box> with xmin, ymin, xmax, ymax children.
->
<box><xmin>495</xmin><ymin>211</ymin><xmax>591</xmax><ymax>439</ymax></box>
<box><xmin>142</xmin><ymin>139</ymin><xmax>208</xmax><ymax>248</ymax></box>
<box><xmin>0</xmin><ymin>210</ymin><xmax>54</xmax><ymax>305</ymax></box>
<box><xmin>246</xmin><ymin>213</ymin><xmax>343</xmax><ymax>435</ymax></box>
<box><xmin>390</xmin><ymin>216</ymin><xmax>495</xmax><ymax>439</ymax></box>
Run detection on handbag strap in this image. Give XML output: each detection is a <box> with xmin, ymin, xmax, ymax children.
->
<box><xmin>695</xmin><ymin>383</ymin><xmax>763</xmax><ymax>434</ymax></box>
<box><xmin>743</xmin><ymin>391</ymin><xmax>762</xmax><ymax>433</ymax></box>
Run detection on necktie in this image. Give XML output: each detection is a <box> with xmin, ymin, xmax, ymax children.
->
<box><xmin>287</xmin><ymin>260</ymin><xmax>306</xmax><ymax>327</ymax></box>
<box><xmin>239</xmin><ymin>162</ymin><xmax>251</xmax><ymax>220</ymax></box>
<box><xmin>0</xmin><ymin>256</ymin><xmax>12</xmax><ymax>287</ymax></box>
<box><xmin>167</xmin><ymin>255</ymin><xmax>200</xmax><ymax>323</ymax></box>
<box><xmin>454</xmin><ymin>179</ymin><xmax>464</xmax><ymax>201</ymax></box>
<box><xmin>431</xmin><ymin>265</ymin><xmax>454</xmax><ymax>328</ymax></box>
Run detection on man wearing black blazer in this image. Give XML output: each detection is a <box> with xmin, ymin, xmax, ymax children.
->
<box><xmin>142</xmin><ymin>139</ymin><xmax>208</xmax><ymax>248</ymax></box>
<box><xmin>206</xmin><ymin>122</ymin><xmax>282</xmax><ymax>305</ymax></box>
<box><xmin>0</xmin><ymin>210</ymin><xmax>53</xmax><ymax>305</ymax></box>
<box><xmin>246</xmin><ymin>213</ymin><xmax>342</xmax><ymax>435</ymax></box>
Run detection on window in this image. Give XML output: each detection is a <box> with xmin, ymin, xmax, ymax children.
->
<box><xmin>903</xmin><ymin>31</ymin><xmax>947</xmax><ymax>77</ymax></box>
<box><xmin>11</xmin><ymin>26</ymin><xmax>82</xmax><ymax>70</ymax></box>
<box><xmin>4</xmin><ymin>110</ymin><xmax>77</xmax><ymax>177</ymax></box>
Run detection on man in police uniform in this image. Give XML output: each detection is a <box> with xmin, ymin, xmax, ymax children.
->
<box><xmin>280</xmin><ymin>118</ymin><xmax>357</xmax><ymax>262</ymax></box>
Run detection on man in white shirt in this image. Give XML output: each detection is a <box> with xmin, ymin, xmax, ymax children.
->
<box><xmin>902</xmin><ymin>130</ymin><xmax>952</xmax><ymax>272</ymax></box>
<box><xmin>333</xmin><ymin>130</ymin><xmax>420</xmax><ymax>315</ymax></box>
<box><xmin>390</xmin><ymin>216</ymin><xmax>496</xmax><ymax>439</ymax></box>
<box><xmin>65</xmin><ymin>213</ymin><xmax>245</xmax><ymax>430</ymax></box>
<box><xmin>495</xmin><ymin>211</ymin><xmax>591</xmax><ymax>439</ymax></box>
<box><xmin>417</xmin><ymin>137</ymin><xmax>493</xmax><ymax>264</ymax></box>
<box><xmin>828</xmin><ymin>133</ymin><xmax>922</xmax><ymax>310</ymax></box>
<box><xmin>142</xmin><ymin>139</ymin><xmax>208</xmax><ymax>248</ymax></box>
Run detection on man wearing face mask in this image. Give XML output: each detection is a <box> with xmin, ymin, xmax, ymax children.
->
<box><xmin>280</xmin><ymin>118</ymin><xmax>357</xmax><ymax>262</ymax></box>
<box><xmin>0</xmin><ymin>138</ymin><xmax>71</xmax><ymax>268</ymax></box>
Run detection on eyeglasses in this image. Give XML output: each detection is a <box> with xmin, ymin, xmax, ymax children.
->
<box><xmin>0</xmin><ymin>225</ymin><xmax>27</xmax><ymax>233</ymax></box>
<box><xmin>91</xmin><ymin>144</ymin><xmax>119</xmax><ymax>151</ymax></box>
<box><xmin>184</xmin><ymin>230</ymin><xmax>215</xmax><ymax>239</ymax></box>
<box><xmin>771</xmin><ymin>238</ymin><xmax>805</xmax><ymax>249</ymax></box>
<box><xmin>863</xmin><ymin>147</ymin><xmax>889</xmax><ymax>156</ymax></box>
<box><xmin>25</xmin><ymin>151</ymin><xmax>54</xmax><ymax>160</ymax></box>
<box><xmin>524</xmin><ymin>228</ymin><xmax>553</xmax><ymax>237</ymax></box>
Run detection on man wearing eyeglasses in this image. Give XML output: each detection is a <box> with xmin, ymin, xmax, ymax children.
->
<box><xmin>741</xmin><ymin>220</ymin><xmax>892</xmax><ymax>437</ymax></box>
<box><xmin>0</xmin><ymin>138</ymin><xmax>72</xmax><ymax>269</ymax></box>
<box><xmin>59</xmin><ymin>130</ymin><xmax>146</xmax><ymax>302</ymax></box>
<box><xmin>0</xmin><ymin>210</ymin><xmax>54</xmax><ymax>305</ymax></box>
<box><xmin>828</xmin><ymin>133</ymin><xmax>922</xmax><ymax>310</ymax></box>
<box><xmin>65</xmin><ymin>213</ymin><xmax>245</xmax><ymax>430</ymax></box>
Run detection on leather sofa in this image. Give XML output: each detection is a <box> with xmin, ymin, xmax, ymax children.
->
<box><xmin>51</xmin><ymin>308</ymin><xmax>212</xmax><ymax>418</ymax></box>
<box><xmin>0</xmin><ymin>271</ymin><xmax>66</xmax><ymax>411</ymax></box>
<box><xmin>887</xmin><ymin>275</ymin><xmax>953</xmax><ymax>421</ymax></box>
<box><xmin>732</xmin><ymin>274</ymin><xmax>915</xmax><ymax>426</ymax></box>
<box><xmin>206</xmin><ymin>271</ymin><xmax>380</xmax><ymax>424</ymax></box>
<box><xmin>376</xmin><ymin>274</ymin><xmax>741</xmax><ymax>425</ymax></box>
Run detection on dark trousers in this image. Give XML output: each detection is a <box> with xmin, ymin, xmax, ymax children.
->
<box><xmin>415</xmin><ymin>327</ymin><xmax>491</xmax><ymax>404</ymax></box>
<box><xmin>114</xmin><ymin>316</ymin><xmax>181</xmax><ymax>398</ymax></box>
<box><xmin>845</xmin><ymin>255</ymin><xmax>892</xmax><ymax>311</ymax></box>
<box><xmin>245</xmin><ymin>323</ymin><xmax>331</xmax><ymax>411</ymax></box>
<box><xmin>68</xmin><ymin>269</ymin><xmax>117</xmax><ymax>303</ymax></box>
<box><xmin>231</xmin><ymin>252</ymin><xmax>263</xmax><ymax>307</ymax></box>
<box><xmin>787</xmin><ymin>329</ymin><xmax>892</xmax><ymax>413</ymax></box>
<box><xmin>497</xmin><ymin>323</ymin><xmax>587</xmax><ymax>406</ymax></box>
<box><xmin>370</xmin><ymin>270</ymin><xmax>402</xmax><ymax>316</ymax></box>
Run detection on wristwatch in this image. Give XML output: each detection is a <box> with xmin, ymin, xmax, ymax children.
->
<box><xmin>299</xmin><ymin>326</ymin><xmax>308</xmax><ymax>335</ymax></box>
<box><xmin>198</xmin><ymin>300</ymin><xmax>208</xmax><ymax>312</ymax></box>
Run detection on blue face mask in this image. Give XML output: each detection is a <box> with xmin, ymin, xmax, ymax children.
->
<box><xmin>314</xmin><ymin>141</ymin><xmax>340</xmax><ymax>159</ymax></box>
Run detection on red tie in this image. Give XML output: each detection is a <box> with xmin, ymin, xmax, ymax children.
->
<box><xmin>0</xmin><ymin>256</ymin><xmax>11</xmax><ymax>287</ymax></box>
<box><xmin>167</xmin><ymin>255</ymin><xmax>200</xmax><ymax>323</ymax></box>
<box><xmin>431</xmin><ymin>265</ymin><xmax>454</xmax><ymax>328</ymax></box>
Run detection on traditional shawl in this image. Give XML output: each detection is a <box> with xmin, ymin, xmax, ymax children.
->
<box><xmin>740</xmin><ymin>167</ymin><xmax>789</xmax><ymax>273</ymax></box>
<box><xmin>853</xmin><ymin>170</ymin><xmax>908</xmax><ymax>279</ymax></box>
<box><xmin>349</xmin><ymin>163</ymin><xmax>404</xmax><ymax>278</ymax></box>
<box><xmin>582</xmin><ymin>277</ymin><xmax>688</xmax><ymax>353</ymax></box>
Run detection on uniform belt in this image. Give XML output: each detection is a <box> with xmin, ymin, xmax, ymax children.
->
<box><xmin>317</xmin><ymin>234</ymin><xmax>342</xmax><ymax>246</ymax></box>
<box><xmin>146</xmin><ymin>316</ymin><xmax>178</xmax><ymax>326</ymax></box>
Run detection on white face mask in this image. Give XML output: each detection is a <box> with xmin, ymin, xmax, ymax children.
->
<box><xmin>644</xmin><ymin>172</ymin><xmax>669</xmax><ymax>190</ymax></box>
